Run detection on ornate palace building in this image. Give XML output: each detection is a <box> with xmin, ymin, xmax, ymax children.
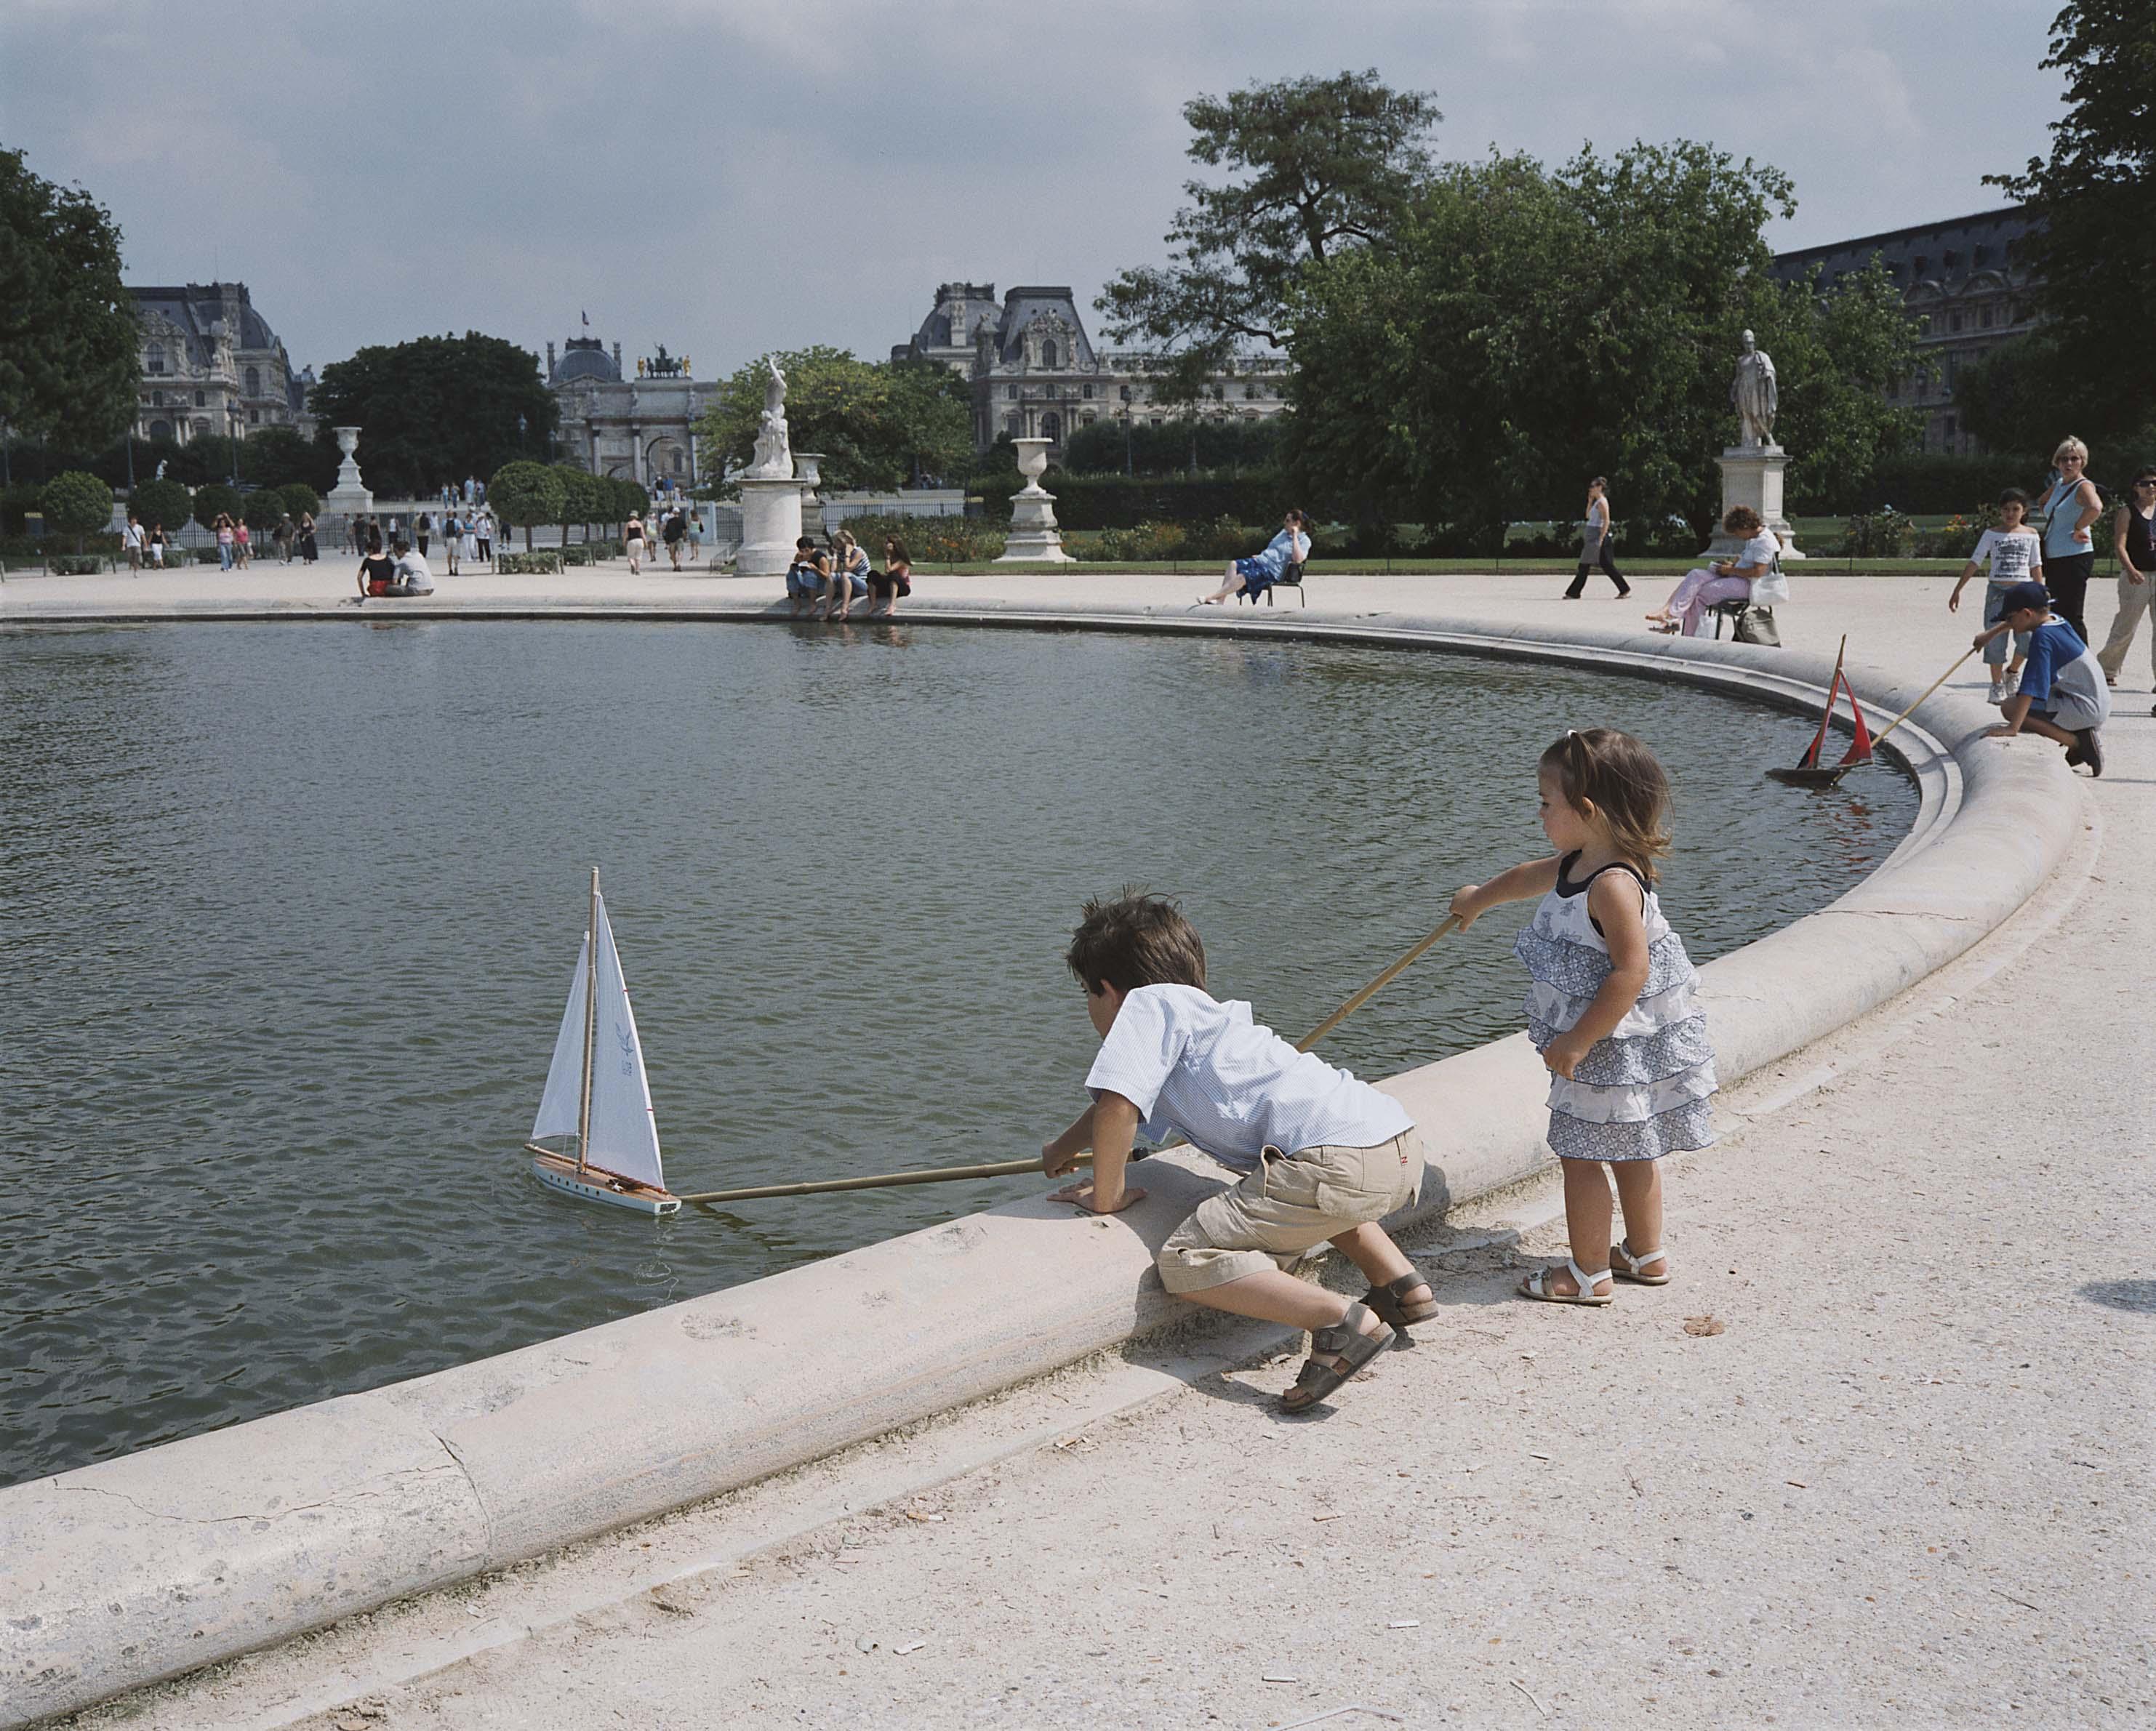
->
<box><xmin>131</xmin><ymin>282</ymin><xmax>313</xmax><ymax>447</ymax></box>
<box><xmin>1771</xmin><ymin>204</ymin><xmax>2041</xmax><ymax>456</ymax></box>
<box><xmin>891</xmin><ymin>283</ymin><xmax>1291</xmax><ymax>454</ymax></box>
<box><xmin>544</xmin><ymin>334</ymin><xmax>705</xmax><ymax>486</ymax></box>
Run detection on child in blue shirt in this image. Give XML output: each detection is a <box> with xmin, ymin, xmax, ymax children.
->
<box><xmin>1041</xmin><ymin>892</ymin><xmax>1432</xmax><ymax>1413</ymax></box>
<box><xmin>1976</xmin><ymin>579</ymin><xmax>2110</xmax><ymax>776</ymax></box>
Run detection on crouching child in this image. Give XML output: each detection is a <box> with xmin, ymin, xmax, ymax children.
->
<box><xmin>1976</xmin><ymin>579</ymin><xmax>2110</xmax><ymax>776</ymax></box>
<box><xmin>1041</xmin><ymin>892</ymin><xmax>1436</xmax><ymax>1413</ymax></box>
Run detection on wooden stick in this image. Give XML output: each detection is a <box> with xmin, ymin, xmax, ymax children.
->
<box><xmin>675</xmin><ymin>915</ymin><xmax>1464</xmax><ymax>1208</ymax></box>
<box><xmin>1866</xmin><ymin>645</ymin><xmax>1982</xmax><ymax>752</ymax></box>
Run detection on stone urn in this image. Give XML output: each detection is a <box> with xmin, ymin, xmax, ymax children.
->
<box><xmin>998</xmin><ymin>438</ymin><xmax>1073</xmax><ymax>563</ymax></box>
<box><xmin>1013</xmin><ymin>437</ymin><xmax>1051</xmax><ymax>491</ymax></box>
<box><xmin>793</xmin><ymin>451</ymin><xmax>825</xmax><ymax>490</ymax></box>
<box><xmin>324</xmin><ymin>425</ymin><xmax>373</xmax><ymax>516</ymax></box>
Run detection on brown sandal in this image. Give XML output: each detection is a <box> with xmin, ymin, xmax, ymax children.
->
<box><xmin>1281</xmin><ymin>1302</ymin><xmax>1388</xmax><ymax>1413</ymax></box>
<box><xmin>1361</xmin><ymin>1267</ymin><xmax>1438</xmax><ymax>1339</ymax></box>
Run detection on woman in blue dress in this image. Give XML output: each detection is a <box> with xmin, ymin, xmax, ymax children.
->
<box><xmin>1197</xmin><ymin>510</ymin><xmax>1311</xmax><ymax>605</ymax></box>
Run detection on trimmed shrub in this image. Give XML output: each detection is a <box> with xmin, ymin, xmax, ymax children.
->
<box><xmin>131</xmin><ymin>478</ymin><xmax>193</xmax><ymax>536</ymax></box>
<box><xmin>489</xmin><ymin>461</ymin><xmax>566</xmax><ymax>551</ymax></box>
<box><xmin>191</xmin><ymin>481</ymin><xmax>242</xmax><ymax>532</ymax></box>
<box><xmin>494</xmin><ymin>550</ymin><xmax>563</xmax><ymax>574</ymax></box>
<box><xmin>47</xmin><ymin>553</ymin><xmax>105</xmax><ymax>574</ymax></box>
<box><xmin>41</xmin><ymin>471</ymin><xmax>115</xmax><ymax>551</ymax></box>
<box><xmin>279</xmin><ymin>483</ymin><xmax>321</xmax><ymax>520</ymax></box>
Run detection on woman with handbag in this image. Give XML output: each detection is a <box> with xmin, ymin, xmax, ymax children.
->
<box><xmin>1645</xmin><ymin>507</ymin><xmax>1784</xmax><ymax>638</ymax></box>
<box><xmin>1563</xmin><ymin>478</ymin><xmax>1630</xmax><ymax>598</ymax></box>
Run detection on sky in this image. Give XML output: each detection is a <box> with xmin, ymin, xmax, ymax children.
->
<box><xmin>4</xmin><ymin>0</ymin><xmax>2067</xmax><ymax>382</ymax></box>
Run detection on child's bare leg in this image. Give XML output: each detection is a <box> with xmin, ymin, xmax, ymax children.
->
<box><xmin>1542</xmin><ymin>1156</ymin><xmax>1615</xmax><ymax>1298</ymax></box>
<box><xmin>1610</xmin><ymin>1159</ymin><xmax>1667</xmax><ymax>1272</ymax></box>
<box><xmin>1180</xmin><ymin>1268</ymin><xmax>1387</xmax><ymax>1369</ymax></box>
<box><xmin>1330</xmin><ymin>1222</ymin><xmax>1431</xmax><ymax>1305</ymax></box>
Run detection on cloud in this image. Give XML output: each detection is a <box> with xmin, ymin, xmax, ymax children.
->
<box><xmin>0</xmin><ymin>0</ymin><xmax>2061</xmax><ymax>381</ymax></box>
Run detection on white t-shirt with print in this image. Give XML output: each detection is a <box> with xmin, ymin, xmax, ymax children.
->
<box><xmin>1971</xmin><ymin>527</ymin><xmax>2042</xmax><ymax>585</ymax></box>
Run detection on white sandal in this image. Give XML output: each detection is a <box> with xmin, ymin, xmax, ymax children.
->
<box><xmin>1519</xmin><ymin>1257</ymin><xmax>1613</xmax><ymax>1306</ymax></box>
<box><xmin>1611</xmin><ymin>1241</ymin><xmax>1670</xmax><ymax>1285</ymax></box>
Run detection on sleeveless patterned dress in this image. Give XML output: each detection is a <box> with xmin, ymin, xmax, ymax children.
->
<box><xmin>1512</xmin><ymin>852</ymin><xmax>1717</xmax><ymax>1160</ymax></box>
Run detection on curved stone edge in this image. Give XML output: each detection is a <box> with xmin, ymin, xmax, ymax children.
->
<box><xmin>0</xmin><ymin>610</ymin><xmax>2081</xmax><ymax>1728</ymax></box>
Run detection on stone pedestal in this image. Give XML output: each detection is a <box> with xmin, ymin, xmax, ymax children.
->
<box><xmin>995</xmin><ymin>437</ymin><xmax>1074</xmax><ymax>564</ymax></box>
<box><xmin>321</xmin><ymin>425</ymin><xmax>374</xmax><ymax>520</ymax></box>
<box><xmin>1710</xmin><ymin>444</ymin><xmax>1803</xmax><ymax>559</ymax></box>
<box><xmin>736</xmin><ymin>475</ymin><xmax>806</xmax><ymax>577</ymax></box>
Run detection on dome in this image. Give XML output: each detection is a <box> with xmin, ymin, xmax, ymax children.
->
<box><xmin>555</xmin><ymin>340</ymin><xmax>619</xmax><ymax>382</ymax></box>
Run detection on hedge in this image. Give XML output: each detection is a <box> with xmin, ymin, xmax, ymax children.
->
<box><xmin>494</xmin><ymin>551</ymin><xmax>563</xmax><ymax>574</ymax></box>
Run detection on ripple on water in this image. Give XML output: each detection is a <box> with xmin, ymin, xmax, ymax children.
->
<box><xmin>0</xmin><ymin>622</ymin><xmax>1916</xmax><ymax>1485</ymax></box>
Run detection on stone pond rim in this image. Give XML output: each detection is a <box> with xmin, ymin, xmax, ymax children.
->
<box><xmin>0</xmin><ymin>602</ymin><xmax>2081</xmax><ymax>1730</ymax></box>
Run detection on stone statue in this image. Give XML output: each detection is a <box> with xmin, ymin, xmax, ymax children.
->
<box><xmin>1731</xmin><ymin>329</ymin><xmax>1778</xmax><ymax>449</ymax></box>
<box><xmin>155</xmin><ymin>459</ymin><xmax>167</xmax><ymax>480</ymax></box>
<box><xmin>747</xmin><ymin>358</ymin><xmax>792</xmax><ymax>478</ymax></box>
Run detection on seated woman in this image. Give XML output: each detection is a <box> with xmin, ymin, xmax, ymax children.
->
<box><xmin>1646</xmin><ymin>507</ymin><xmax>1785</xmax><ymax>636</ymax></box>
<box><xmin>785</xmin><ymin>537</ymin><xmax>830</xmax><ymax>617</ymax></box>
<box><xmin>867</xmin><ymin>537</ymin><xmax>913</xmax><ymax>617</ymax></box>
<box><xmin>354</xmin><ymin>531</ymin><xmax>396</xmax><ymax>602</ymax></box>
<box><xmin>824</xmin><ymin>530</ymin><xmax>872</xmax><ymax>621</ymax></box>
<box><xmin>1197</xmin><ymin>510</ymin><xmax>1311</xmax><ymax>605</ymax></box>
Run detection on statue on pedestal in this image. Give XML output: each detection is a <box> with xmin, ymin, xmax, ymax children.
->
<box><xmin>747</xmin><ymin>358</ymin><xmax>793</xmax><ymax>478</ymax></box>
<box><xmin>1731</xmin><ymin>329</ymin><xmax>1779</xmax><ymax>449</ymax></box>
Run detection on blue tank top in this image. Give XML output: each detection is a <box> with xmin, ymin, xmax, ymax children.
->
<box><xmin>2042</xmin><ymin>475</ymin><xmax>2095</xmax><ymax>559</ymax></box>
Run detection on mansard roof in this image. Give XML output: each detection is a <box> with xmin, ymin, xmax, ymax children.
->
<box><xmin>129</xmin><ymin>282</ymin><xmax>283</xmax><ymax>364</ymax></box>
<box><xmin>1770</xmin><ymin>204</ymin><xmax>2040</xmax><ymax>292</ymax></box>
<box><xmin>992</xmin><ymin>286</ymin><xmax>1096</xmax><ymax>368</ymax></box>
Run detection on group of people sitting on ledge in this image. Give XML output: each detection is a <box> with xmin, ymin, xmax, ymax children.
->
<box><xmin>785</xmin><ymin>530</ymin><xmax>913</xmax><ymax>621</ymax></box>
<box><xmin>347</xmin><ymin>530</ymin><xmax>435</xmax><ymax>603</ymax></box>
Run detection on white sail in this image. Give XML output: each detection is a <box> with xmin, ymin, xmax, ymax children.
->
<box><xmin>584</xmin><ymin>891</ymin><xmax>666</xmax><ymax>1191</ymax></box>
<box><xmin>532</xmin><ymin>933</ymin><xmax>590</xmax><ymax>1141</ymax></box>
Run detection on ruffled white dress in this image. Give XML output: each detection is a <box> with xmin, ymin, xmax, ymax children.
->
<box><xmin>1512</xmin><ymin>852</ymin><xmax>1717</xmax><ymax>1161</ymax></box>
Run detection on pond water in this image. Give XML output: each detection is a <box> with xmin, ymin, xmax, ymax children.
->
<box><xmin>0</xmin><ymin>622</ymin><xmax>1914</xmax><ymax>1485</ymax></box>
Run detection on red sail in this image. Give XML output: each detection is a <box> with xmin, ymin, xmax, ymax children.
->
<box><xmin>1839</xmin><ymin>684</ymin><xmax>1875</xmax><ymax>766</ymax></box>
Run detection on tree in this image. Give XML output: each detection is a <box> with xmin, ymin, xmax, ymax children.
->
<box><xmin>609</xmin><ymin>475</ymin><xmax>649</xmax><ymax>531</ymax></box>
<box><xmin>1096</xmin><ymin>71</ymin><xmax>1441</xmax><ymax>401</ymax></box>
<box><xmin>488</xmin><ymin>460</ymin><xmax>564</xmax><ymax>551</ymax></box>
<box><xmin>308</xmin><ymin>334</ymin><xmax>557</xmax><ymax>498</ymax></box>
<box><xmin>242</xmin><ymin>489</ymin><xmax>289</xmax><ymax>532</ymax></box>
<box><xmin>0</xmin><ymin>150</ymin><xmax>139</xmax><ymax>450</ymax></box>
<box><xmin>551</xmin><ymin>463</ymin><xmax>602</xmax><ymax>542</ymax></box>
<box><xmin>1060</xmin><ymin>414</ymin><xmax>1282</xmax><ymax>477</ymax></box>
<box><xmin>278</xmin><ymin>482</ymin><xmax>321</xmax><ymax>520</ymax></box>
<box><xmin>40</xmin><ymin>470</ymin><xmax>113</xmax><ymax>552</ymax></box>
<box><xmin>1282</xmin><ymin>142</ymin><xmax>1919</xmax><ymax>542</ymax></box>
<box><xmin>191</xmin><ymin>481</ymin><xmax>241</xmax><ymax>532</ymax></box>
<box><xmin>131</xmin><ymin>477</ymin><xmax>192</xmax><ymax>536</ymax></box>
<box><xmin>235</xmin><ymin>427</ymin><xmax>336</xmax><ymax>492</ymax></box>
<box><xmin>695</xmin><ymin>348</ymin><xmax>973</xmax><ymax>491</ymax></box>
<box><xmin>1985</xmin><ymin>1</ymin><xmax>2156</xmax><ymax>441</ymax></box>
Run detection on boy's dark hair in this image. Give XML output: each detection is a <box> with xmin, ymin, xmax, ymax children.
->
<box><xmin>795</xmin><ymin>536</ymin><xmax>817</xmax><ymax>550</ymax></box>
<box><xmin>1065</xmin><ymin>891</ymin><xmax>1206</xmax><ymax>995</ymax></box>
<box><xmin>1999</xmin><ymin>487</ymin><xmax>2029</xmax><ymax>509</ymax></box>
<box><xmin>391</xmin><ymin>538</ymin><xmax>409</xmax><ymax>555</ymax></box>
<box><xmin>1539</xmin><ymin>728</ymin><xmax>1673</xmax><ymax>881</ymax></box>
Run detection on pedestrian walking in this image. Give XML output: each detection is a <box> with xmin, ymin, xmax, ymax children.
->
<box><xmin>475</xmin><ymin>509</ymin><xmax>492</xmax><ymax>566</ymax></box>
<box><xmin>274</xmin><ymin>515</ymin><xmax>295</xmax><ymax>563</ymax></box>
<box><xmin>663</xmin><ymin>507</ymin><xmax>686</xmax><ymax>571</ymax></box>
<box><xmin>444</xmin><ymin>512</ymin><xmax>461</xmax><ymax>576</ymax></box>
<box><xmin>121</xmin><ymin>512</ymin><xmax>143</xmax><ymax>571</ymax></box>
<box><xmin>297</xmin><ymin>513</ymin><xmax>318</xmax><ymax>564</ymax></box>
<box><xmin>1563</xmin><ymin>477</ymin><xmax>1630</xmax><ymax>598</ymax></box>
<box><xmin>2037</xmin><ymin>438</ymin><xmax>2103</xmax><ymax>647</ymax></box>
<box><xmin>625</xmin><ymin>509</ymin><xmax>646</xmax><ymax>575</ymax></box>
<box><xmin>147</xmin><ymin>522</ymin><xmax>168</xmax><ymax>568</ymax></box>
<box><xmin>416</xmin><ymin>513</ymin><xmax>432</xmax><ymax>558</ymax></box>
<box><xmin>2093</xmin><ymin>467</ymin><xmax>2156</xmax><ymax>712</ymax></box>
<box><xmin>215</xmin><ymin>514</ymin><xmax>236</xmax><ymax>571</ymax></box>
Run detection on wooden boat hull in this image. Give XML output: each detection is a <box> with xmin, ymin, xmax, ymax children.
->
<box><xmin>526</xmin><ymin>1148</ymin><xmax>681</xmax><ymax>1216</ymax></box>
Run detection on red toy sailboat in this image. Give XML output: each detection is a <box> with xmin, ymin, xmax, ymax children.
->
<box><xmin>1768</xmin><ymin>636</ymin><xmax>1875</xmax><ymax>787</ymax></box>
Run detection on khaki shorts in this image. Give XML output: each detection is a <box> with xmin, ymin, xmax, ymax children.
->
<box><xmin>1158</xmin><ymin>1135</ymin><xmax>1419</xmax><ymax>1294</ymax></box>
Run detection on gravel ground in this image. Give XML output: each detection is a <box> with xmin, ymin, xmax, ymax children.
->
<box><xmin>32</xmin><ymin>570</ymin><xmax>2153</xmax><ymax>1731</ymax></box>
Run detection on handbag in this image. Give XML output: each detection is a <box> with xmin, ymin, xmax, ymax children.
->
<box><xmin>1733</xmin><ymin>606</ymin><xmax>1781</xmax><ymax>646</ymax></box>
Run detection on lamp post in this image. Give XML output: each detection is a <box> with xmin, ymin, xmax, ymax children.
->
<box><xmin>227</xmin><ymin>402</ymin><xmax>241</xmax><ymax>488</ymax></box>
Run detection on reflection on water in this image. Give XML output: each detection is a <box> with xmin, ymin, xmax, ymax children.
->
<box><xmin>0</xmin><ymin>622</ymin><xmax>1915</xmax><ymax>1485</ymax></box>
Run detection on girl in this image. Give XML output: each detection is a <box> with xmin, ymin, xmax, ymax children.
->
<box><xmin>825</xmin><ymin>530</ymin><xmax>870</xmax><ymax>621</ymax></box>
<box><xmin>1449</xmin><ymin>728</ymin><xmax>1716</xmax><ymax>1304</ymax></box>
<box><xmin>1563</xmin><ymin>477</ymin><xmax>1630</xmax><ymax>599</ymax></box>
<box><xmin>1948</xmin><ymin>489</ymin><xmax>2043</xmax><ymax>705</ymax></box>
<box><xmin>868</xmin><ymin>537</ymin><xmax>913</xmax><ymax>617</ymax></box>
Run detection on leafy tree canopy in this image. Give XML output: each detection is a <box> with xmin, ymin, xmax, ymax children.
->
<box><xmin>308</xmin><ymin>333</ymin><xmax>557</xmax><ymax>498</ymax></box>
<box><xmin>1096</xmin><ymin>70</ymin><xmax>1440</xmax><ymax>400</ymax></box>
<box><xmin>278</xmin><ymin>482</ymin><xmax>321</xmax><ymax>520</ymax></box>
<box><xmin>41</xmin><ymin>470</ymin><xmax>113</xmax><ymax>549</ymax></box>
<box><xmin>487</xmin><ymin>459</ymin><xmax>564</xmax><ymax>550</ymax></box>
<box><xmin>129</xmin><ymin>477</ymin><xmax>192</xmax><ymax>533</ymax></box>
<box><xmin>1282</xmin><ymin>142</ymin><xmax>1920</xmax><ymax>540</ymax></box>
<box><xmin>1059</xmin><ymin>413</ymin><xmax>1282</xmax><ymax>477</ymax></box>
<box><xmin>696</xmin><ymin>348</ymin><xmax>972</xmax><ymax>491</ymax></box>
<box><xmin>191</xmin><ymin>481</ymin><xmax>241</xmax><ymax>531</ymax></box>
<box><xmin>0</xmin><ymin>150</ymin><xmax>138</xmax><ymax>449</ymax></box>
<box><xmin>1985</xmin><ymin>1</ymin><xmax>2156</xmax><ymax>438</ymax></box>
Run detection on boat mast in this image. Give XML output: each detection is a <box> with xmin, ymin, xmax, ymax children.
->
<box><xmin>577</xmin><ymin>864</ymin><xmax>598</xmax><ymax>1176</ymax></box>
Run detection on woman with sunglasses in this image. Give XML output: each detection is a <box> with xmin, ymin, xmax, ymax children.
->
<box><xmin>2096</xmin><ymin>467</ymin><xmax>2156</xmax><ymax>711</ymax></box>
<box><xmin>2037</xmin><ymin>438</ymin><xmax>2104</xmax><ymax>647</ymax></box>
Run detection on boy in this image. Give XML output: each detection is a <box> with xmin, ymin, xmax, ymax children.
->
<box><xmin>1041</xmin><ymin>893</ymin><xmax>1436</xmax><ymax>1413</ymax></box>
<box><xmin>1949</xmin><ymin>489</ymin><xmax>2043</xmax><ymax>704</ymax></box>
<box><xmin>1975</xmin><ymin>579</ymin><xmax>2109</xmax><ymax>776</ymax></box>
<box><xmin>390</xmin><ymin>537</ymin><xmax>435</xmax><ymax>595</ymax></box>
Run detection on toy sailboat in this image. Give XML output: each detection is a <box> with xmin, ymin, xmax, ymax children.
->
<box><xmin>524</xmin><ymin>868</ymin><xmax>682</xmax><ymax>1216</ymax></box>
<box><xmin>1768</xmin><ymin>636</ymin><xmax>1875</xmax><ymax>788</ymax></box>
